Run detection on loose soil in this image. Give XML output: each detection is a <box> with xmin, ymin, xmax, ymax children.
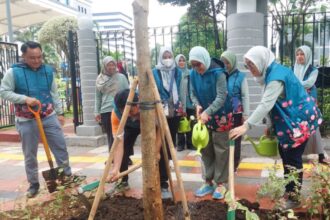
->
<box><xmin>0</xmin><ymin>195</ymin><xmax>319</xmax><ymax>220</ymax></box>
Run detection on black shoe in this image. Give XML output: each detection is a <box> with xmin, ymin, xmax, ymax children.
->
<box><xmin>128</xmin><ymin>158</ymin><xmax>133</xmax><ymax>166</ymax></box>
<box><xmin>177</xmin><ymin>146</ymin><xmax>184</xmax><ymax>152</ymax></box>
<box><xmin>27</xmin><ymin>183</ymin><xmax>40</xmax><ymax>198</ymax></box>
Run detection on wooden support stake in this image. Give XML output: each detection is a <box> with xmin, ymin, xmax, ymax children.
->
<box><xmin>150</xmin><ymin>72</ymin><xmax>191</xmax><ymax>219</ymax></box>
<box><xmin>88</xmin><ymin>80</ymin><xmax>138</xmax><ymax>220</ymax></box>
<box><xmin>157</xmin><ymin>111</ymin><xmax>175</xmax><ymax>201</ymax></box>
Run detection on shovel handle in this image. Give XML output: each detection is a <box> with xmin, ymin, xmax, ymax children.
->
<box><xmin>28</xmin><ymin>102</ymin><xmax>55</xmax><ymax>169</ymax></box>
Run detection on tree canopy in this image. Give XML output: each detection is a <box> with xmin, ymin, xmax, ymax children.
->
<box><xmin>38</xmin><ymin>16</ymin><xmax>78</xmax><ymax>61</ymax></box>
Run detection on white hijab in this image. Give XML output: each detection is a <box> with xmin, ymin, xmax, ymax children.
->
<box><xmin>294</xmin><ymin>45</ymin><xmax>312</xmax><ymax>81</ymax></box>
<box><xmin>155</xmin><ymin>46</ymin><xmax>178</xmax><ymax>103</ymax></box>
<box><xmin>244</xmin><ymin>46</ymin><xmax>275</xmax><ymax>85</ymax></box>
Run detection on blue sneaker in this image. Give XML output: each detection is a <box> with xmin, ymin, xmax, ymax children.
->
<box><xmin>195</xmin><ymin>183</ymin><xmax>215</xmax><ymax>197</ymax></box>
<box><xmin>212</xmin><ymin>185</ymin><xmax>226</xmax><ymax>200</ymax></box>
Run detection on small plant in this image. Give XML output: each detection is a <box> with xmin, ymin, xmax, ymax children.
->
<box><xmin>256</xmin><ymin>164</ymin><xmax>300</xmax><ymax>218</ymax></box>
<box><xmin>224</xmin><ymin>191</ymin><xmax>260</xmax><ymax>220</ymax></box>
<box><xmin>303</xmin><ymin>161</ymin><xmax>330</xmax><ymax>219</ymax></box>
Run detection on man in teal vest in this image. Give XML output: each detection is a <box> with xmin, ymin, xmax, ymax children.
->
<box><xmin>0</xmin><ymin>41</ymin><xmax>76</xmax><ymax>198</ymax></box>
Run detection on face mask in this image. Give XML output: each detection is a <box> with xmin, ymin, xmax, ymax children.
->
<box><xmin>254</xmin><ymin>76</ymin><xmax>264</xmax><ymax>85</ymax></box>
<box><xmin>162</xmin><ymin>59</ymin><xmax>173</xmax><ymax>67</ymax></box>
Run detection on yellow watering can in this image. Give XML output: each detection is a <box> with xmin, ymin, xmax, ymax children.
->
<box><xmin>192</xmin><ymin>121</ymin><xmax>209</xmax><ymax>156</ymax></box>
<box><xmin>178</xmin><ymin>117</ymin><xmax>191</xmax><ymax>133</ymax></box>
<box><xmin>245</xmin><ymin>135</ymin><xmax>278</xmax><ymax>157</ymax></box>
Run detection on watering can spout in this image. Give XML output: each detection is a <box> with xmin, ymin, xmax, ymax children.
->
<box><xmin>244</xmin><ymin>135</ymin><xmax>278</xmax><ymax>157</ymax></box>
<box><xmin>244</xmin><ymin>135</ymin><xmax>259</xmax><ymax>153</ymax></box>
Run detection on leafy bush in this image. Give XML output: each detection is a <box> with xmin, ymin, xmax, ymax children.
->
<box><xmin>303</xmin><ymin>162</ymin><xmax>330</xmax><ymax>218</ymax></box>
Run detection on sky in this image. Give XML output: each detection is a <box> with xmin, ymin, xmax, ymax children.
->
<box><xmin>92</xmin><ymin>0</ymin><xmax>188</xmax><ymax>27</ymax></box>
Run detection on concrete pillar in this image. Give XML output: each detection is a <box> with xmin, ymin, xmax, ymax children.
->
<box><xmin>226</xmin><ymin>0</ymin><xmax>268</xmax><ymax>137</ymax></box>
<box><xmin>65</xmin><ymin>16</ymin><xmax>106</xmax><ymax>147</ymax></box>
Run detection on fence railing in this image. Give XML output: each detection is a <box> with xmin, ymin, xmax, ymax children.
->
<box><xmin>95</xmin><ymin>21</ymin><xmax>226</xmax><ymax>77</ymax></box>
<box><xmin>0</xmin><ymin>42</ymin><xmax>18</xmax><ymax>129</ymax></box>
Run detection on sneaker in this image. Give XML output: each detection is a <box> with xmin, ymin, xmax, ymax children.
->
<box><xmin>284</xmin><ymin>199</ymin><xmax>301</xmax><ymax>210</ymax></box>
<box><xmin>106</xmin><ymin>181</ymin><xmax>130</xmax><ymax>196</ymax></box>
<box><xmin>27</xmin><ymin>183</ymin><xmax>40</xmax><ymax>198</ymax></box>
<box><xmin>212</xmin><ymin>185</ymin><xmax>226</xmax><ymax>200</ymax></box>
<box><xmin>195</xmin><ymin>183</ymin><xmax>215</xmax><ymax>197</ymax></box>
<box><xmin>161</xmin><ymin>188</ymin><xmax>172</xmax><ymax>199</ymax></box>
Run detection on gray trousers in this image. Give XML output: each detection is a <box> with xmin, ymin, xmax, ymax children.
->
<box><xmin>16</xmin><ymin>114</ymin><xmax>71</xmax><ymax>184</ymax></box>
<box><xmin>201</xmin><ymin>131</ymin><xmax>229</xmax><ymax>184</ymax></box>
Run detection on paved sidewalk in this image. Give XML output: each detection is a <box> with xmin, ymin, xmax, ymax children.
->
<box><xmin>0</xmin><ymin>120</ymin><xmax>329</xmax><ymax>213</ymax></box>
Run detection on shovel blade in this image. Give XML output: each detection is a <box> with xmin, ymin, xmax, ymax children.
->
<box><xmin>42</xmin><ymin>167</ymin><xmax>64</xmax><ymax>193</ymax></box>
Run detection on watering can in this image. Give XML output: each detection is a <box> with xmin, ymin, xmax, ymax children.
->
<box><xmin>178</xmin><ymin>116</ymin><xmax>191</xmax><ymax>133</ymax></box>
<box><xmin>245</xmin><ymin>135</ymin><xmax>278</xmax><ymax>157</ymax></box>
<box><xmin>192</xmin><ymin>121</ymin><xmax>209</xmax><ymax>156</ymax></box>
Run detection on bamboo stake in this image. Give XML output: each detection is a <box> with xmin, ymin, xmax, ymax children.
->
<box><xmin>157</xmin><ymin>111</ymin><xmax>175</xmax><ymax>201</ymax></box>
<box><xmin>88</xmin><ymin>80</ymin><xmax>138</xmax><ymax>220</ymax></box>
<box><xmin>150</xmin><ymin>71</ymin><xmax>191</xmax><ymax>219</ymax></box>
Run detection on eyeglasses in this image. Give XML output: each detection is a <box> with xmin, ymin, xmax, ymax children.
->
<box><xmin>191</xmin><ymin>62</ymin><xmax>202</xmax><ymax>69</ymax></box>
<box><xmin>244</xmin><ymin>61</ymin><xmax>255</xmax><ymax>69</ymax></box>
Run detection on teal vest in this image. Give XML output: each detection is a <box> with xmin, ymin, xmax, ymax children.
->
<box><xmin>265</xmin><ymin>62</ymin><xmax>322</xmax><ymax>149</ymax></box>
<box><xmin>13</xmin><ymin>63</ymin><xmax>54</xmax><ymax>119</ymax></box>
<box><xmin>190</xmin><ymin>59</ymin><xmax>231</xmax><ymax>131</ymax></box>
<box><xmin>225</xmin><ymin>69</ymin><xmax>245</xmax><ymax>114</ymax></box>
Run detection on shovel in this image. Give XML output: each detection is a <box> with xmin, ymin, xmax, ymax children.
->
<box><xmin>227</xmin><ymin>140</ymin><xmax>236</xmax><ymax>220</ymax></box>
<box><xmin>28</xmin><ymin>102</ymin><xmax>62</xmax><ymax>193</ymax></box>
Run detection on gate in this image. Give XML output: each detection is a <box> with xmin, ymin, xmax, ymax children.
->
<box><xmin>0</xmin><ymin>42</ymin><xmax>18</xmax><ymax>128</ymax></box>
<box><xmin>68</xmin><ymin>31</ymin><xmax>83</xmax><ymax>132</ymax></box>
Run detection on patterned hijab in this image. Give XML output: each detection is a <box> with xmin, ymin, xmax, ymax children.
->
<box><xmin>220</xmin><ymin>50</ymin><xmax>237</xmax><ymax>74</ymax></box>
<box><xmin>96</xmin><ymin>56</ymin><xmax>120</xmax><ymax>94</ymax></box>
<box><xmin>294</xmin><ymin>45</ymin><xmax>312</xmax><ymax>81</ymax></box>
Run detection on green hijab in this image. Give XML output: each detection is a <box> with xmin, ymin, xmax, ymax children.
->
<box><xmin>220</xmin><ymin>50</ymin><xmax>237</xmax><ymax>74</ymax></box>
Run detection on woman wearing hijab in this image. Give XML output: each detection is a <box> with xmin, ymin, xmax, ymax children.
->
<box><xmin>175</xmin><ymin>54</ymin><xmax>195</xmax><ymax>151</ymax></box>
<box><xmin>229</xmin><ymin>46</ymin><xmax>322</xmax><ymax>209</ymax></box>
<box><xmin>294</xmin><ymin>45</ymin><xmax>329</xmax><ymax>165</ymax></box>
<box><xmin>95</xmin><ymin>56</ymin><xmax>129</xmax><ymax>150</ymax></box>
<box><xmin>152</xmin><ymin>46</ymin><xmax>182</xmax><ymax>199</ymax></box>
<box><xmin>189</xmin><ymin>46</ymin><xmax>230</xmax><ymax>200</ymax></box>
<box><xmin>220</xmin><ymin>51</ymin><xmax>250</xmax><ymax>171</ymax></box>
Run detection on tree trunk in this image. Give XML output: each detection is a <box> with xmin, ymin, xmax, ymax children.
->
<box><xmin>132</xmin><ymin>1</ymin><xmax>163</xmax><ymax>220</ymax></box>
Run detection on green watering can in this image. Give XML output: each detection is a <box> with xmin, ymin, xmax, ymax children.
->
<box><xmin>178</xmin><ymin>116</ymin><xmax>191</xmax><ymax>133</ymax></box>
<box><xmin>245</xmin><ymin>135</ymin><xmax>278</xmax><ymax>157</ymax></box>
<box><xmin>192</xmin><ymin>121</ymin><xmax>209</xmax><ymax>156</ymax></box>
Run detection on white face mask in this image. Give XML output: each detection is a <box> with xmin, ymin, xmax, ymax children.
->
<box><xmin>162</xmin><ymin>59</ymin><xmax>173</xmax><ymax>67</ymax></box>
<box><xmin>254</xmin><ymin>76</ymin><xmax>264</xmax><ymax>85</ymax></box>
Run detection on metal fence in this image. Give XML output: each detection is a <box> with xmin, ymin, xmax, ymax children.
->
<box><xmin>0</xmin><ymin>42</ymin><xmax>18</xmax><ymax>128</ymax></box>
<box><xmin>268</xmin><ymin>12</ymin><xmax>330</xmax><ymax>133</ymax></box>
<box><xmin>96</xmin><ymin>21</ymin><xmax>226</xmax><ymax>77</ymax></box>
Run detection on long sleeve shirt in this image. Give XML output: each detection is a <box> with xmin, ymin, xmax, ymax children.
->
<box><xmin>247</xmin><ymin>81</ymin><xmax>284</xmax><ymax>127</ymax></box>
<box><xmin>241</xmin><ymin>77</ymin><xmax>250</xmax><ymax>117</ymax></box>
